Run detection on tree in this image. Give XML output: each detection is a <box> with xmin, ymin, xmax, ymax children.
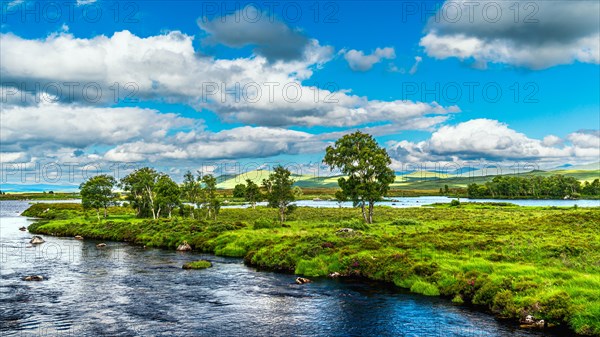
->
<box><xmin>244</xmin><ymin>179</ymin><xmax>261</xmax><ymax>209</ymax></box>
<box><xmin>233</xmin><ymin>183</ymin><xmax>246</xmax><ymax>198</ymax></box>
<box><xmin>181</xmin><ymin>170</ymin><xmax>201</xmax><ymax>218</ymax></box>
<box><xmin>200</xmin><ymin>174</ymin><xmax>220</xmax><ymax>220</ymax></box>
<box><xmin>155</xmin><ymin>175</ymin><xmax>181</xmax><ymax>218</ymax></box>
<box><xmin>120</xmin><ymin>167</ymin><xmax>160</xmax><ymax>219</ymax></box>
<box><xmin>80</xmin><ymin>175</ymin><xmax>116</xmax><ymax>220</ymax></box>
<box><xmin>323</xmin><ymin>131</ymin><xmax>395</xmax><ymax>224</ymax></box>
<box><xmin>264</xmin><ymin>166</ymin><xmax>295</xmax><ymax>224</ymax></box>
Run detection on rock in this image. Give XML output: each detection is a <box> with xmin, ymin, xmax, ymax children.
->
<box><xmin>29</xmin><ymin>236</ymin><xmax>45</xmax><ymax>244</ymax></box>
<box><xmin>524</xmin><ymin>315</ymin><xmax>535</xmax><ymax>324</ymax></box>
<box><xmin>295</xmin><ymin>277</ymin><xmax>312</xmax><ymax>285</ymax></box>
<box><xmin>176</xmin><ymin>241</ymin><xmax>192</xmax><ymax>251</ymax></box>
<box><xmin>96</xmin><ymin>243</ymin><xmax>107</xmax><ymax>248</ymax></box>
<box><xmin>535</xmin><ymin>320</ymin><xmax>545</xmax><ymax>328</ymax></box>
<box><xmin>23</xmin><ymin>275</ymin><xmax>44</xmax><ymax>281</ymax></box>
<box><xmin>74</xmin><ymin>235</ymin><xmax>84</xmax><ymax>240</ymax></box>
<box><xmin>336</xmin><ymin>228</ymin><xmax>354</xmax><ymax>233</ymax></box>
<box><xmin>19</xmin><ymin>226</ymin><xmax>27</xmax><ymax>231</ymax></box>
<box><xmin>328</xmin><ymin>272</ymin><xmax>341</xmax><ymax>278</ymax></box>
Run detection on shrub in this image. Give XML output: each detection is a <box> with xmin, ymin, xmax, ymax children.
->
<box><xmin>540</xmin><ymin>291</ymin><xmax>572</xmax><ymax>323</ymax></box>
<box><xmin>410</xmin><ymin>281</ymin><xmax>440</xmax><ymax>296</ymax></box>
<box><xmin>390</xmin><ymin>218</ymin><xmax>422</xmax><ymax>226</ymax></box>
<box><xmin>338</xmin><ymin>218</ymin><xmax>370</xmax><ymax>231</ymax></box>
<box><xmin>492</xmin><ymin>290</ymin><xmax>517</xmax><ymax>317</ymax></box>
<box><xmin>253</xmin><ymin>218</ymin><xmax>281</xmax><ymax>230</ymax></box>
<box><xmin>450</xmin><ymin>199</ymin><xmax>461</xmax><ymax>207</ymax></box>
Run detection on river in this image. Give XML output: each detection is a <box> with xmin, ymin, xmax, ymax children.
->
<box><xmin>0</xmin><ymin>200</ymin><xmax>569</xmax><ymax>336</ymax></box>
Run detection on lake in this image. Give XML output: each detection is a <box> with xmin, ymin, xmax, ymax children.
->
<box><xmin>0</xmin><ymin>200</ymin><xmax>568</xmax><ymax>336</ymax></box>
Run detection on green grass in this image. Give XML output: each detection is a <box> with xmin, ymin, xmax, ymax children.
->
<box><xmin>182</xmin><ymin>260</ymin><xmax>212</xmax><ymax>269</ymax></box>
<box><xmin>24</xmin><ymin>202</ymin><xmax>600</xmax><ymax>336</ymax></box>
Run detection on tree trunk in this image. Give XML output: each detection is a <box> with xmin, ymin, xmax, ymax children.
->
<box><xmin>367</xmin><ymin>201</ymin><xmax>374</xmax><ymax>224</ymax></box>
<box><xmin>104</xmin><ymin>207</ymin><xmax>108</xmax><ymax>219</ymax></box>
<box><xmin>96</xmin><ymin>209</ymin><xmax>100</xmax><ymax>221</ymax></box>
<box><xmin>360</xmin><ymin>201</ymin><xmax>368</xmax><ymax>223</ymax></box>
<box><xmin>169</xmin><ymin>209</ymin><xmax>172</xmax><ymax>219</ymax></box>
<box><xmin>279</xmin><ymin>205</ymin><xmax>285</xmax><ymax>224</ymax></box>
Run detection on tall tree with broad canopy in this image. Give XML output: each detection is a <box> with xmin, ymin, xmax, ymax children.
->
<box><xmin>243</xmin><ymin>179</ymin><xmax>261</xmax><ymax>209</ymax></box>
<box><xmin>264</xmin><ymin>166</ymin><xmax>295</xmax><ymax>224</ymax></box>
<box><xmin>120</xmin><ymin>167</ymin><xmax>161</xmax><ymax>219</ymax></box>
<box><xmin>323</xmin><ymin>131</ymin><xmax>395</xmax><ymax>224</ymax></box>
<box><xmin>79</xmin><ymin>174</ymin><xmax>117</xmax><ymax>220</ymax></box>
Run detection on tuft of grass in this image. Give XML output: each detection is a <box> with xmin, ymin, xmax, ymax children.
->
<box><xmin>182</xmin><ymin>260</ymin><xmax>212</xmax><ymax>269</ymax></box>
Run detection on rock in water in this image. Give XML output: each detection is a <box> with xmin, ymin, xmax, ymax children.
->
<box><xmin>23</xmin><ymin>275</ymin><xmax>44</xmax><ymax>281</ymax></box>
<box><xmin>74</xmin><ymin>235</ymin><xmax>84</xmax><ymax>240</ymax></box>
<box><xmin>176</xmin><ymin>241</ymin><xmax>192</xmax><ymax>251</ymax></box>
<box><xmin>96</xmin><ymin>243</ymin><xmax>107</xmax><ymax>248</ymax></box>
<box><xmin>295</xmin><ymin>277</ymin><xmax>312</xmax><ymax>285</ymax></box>
<box><xmin>19</xmin><ymin>226</ymin><xmax>27</xmax><ymax>231</ymax></box>
<box><xmin>29</xmin><ymin>236</ymin><xmax>45</xmax><ymax>244</ymax></box>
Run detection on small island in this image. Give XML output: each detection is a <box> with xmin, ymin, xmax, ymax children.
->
<box><xmin>182</xmin><ymin>260</ymin><xmax>213</xmax><ymax>270</ymax></box>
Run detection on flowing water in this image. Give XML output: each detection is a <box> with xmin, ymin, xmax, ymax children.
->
<box><xmin>0</xmin><ymin>200</ymin><xmax>569</xmax><ymax>336</ymax></box>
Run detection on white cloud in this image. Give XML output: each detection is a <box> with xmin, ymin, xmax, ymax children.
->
<box><xmin>0</xmin><ymin>101</ymin><xmax>194</xmax><ymax>148</ymax></box>
<box><xmin>409</xmin><ymin>56</ymin><xmax>422</xmax><ymax>75</ymax></box>
<box><xmin>343</xmin><ymin>47</ymin><xmax>396</xmax><ymax>71</ymax></box>
<box><xmin>104</xmin><ymin>126</ymin><xmax>323</xmax><ymax>162</ymax></box>
<box><xmin>420</xmin><ymin>0</ymin><xmax>600</xmax><ymax>69</ymax></box>
<box><xmin>388</xmin><ymin>119</ymin><xmax>600</xmax><ymax>164</ymax></box>
<box><xmin>1</xmin><ymin>32</ymin><xmax>454</xmax><ymax>128</ymax></box>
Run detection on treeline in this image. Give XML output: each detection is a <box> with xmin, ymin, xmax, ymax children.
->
<box><xmin>467</xmin><ymin>175</ymin><xmax>600</xmax><ymax>199</ymax></box>
<box><xmin>79</xmin><ymin>166</ymin><xmax>298</xmax><ymax>223</ymax></box>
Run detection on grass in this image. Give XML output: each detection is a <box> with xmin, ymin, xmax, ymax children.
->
<box><xmin>182</xmin><ymin>260</ymin><xmax>212</xmax><ymax>269</ymax></box>
<box><xmin>24</xmin><ymin>202</ymin><xmax>600</xmax><ymax>336</ymax></box>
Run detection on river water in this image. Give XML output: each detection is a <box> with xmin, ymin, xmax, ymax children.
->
<box><xmin>0</xmin><ymin>200</ymin><xmax>568</xmax><ymax>336</ymax></box>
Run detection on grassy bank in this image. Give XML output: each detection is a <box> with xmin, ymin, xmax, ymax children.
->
<box><xmin>24</xmin><ymin>203</ymin><xmax>600</xmax><ymax>335</ymax></box>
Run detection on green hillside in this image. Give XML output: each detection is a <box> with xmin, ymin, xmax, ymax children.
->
<box><xmin>217</xmin><ymin>168</ymin><xmax>600</xmax><ymax>190</ymax></box>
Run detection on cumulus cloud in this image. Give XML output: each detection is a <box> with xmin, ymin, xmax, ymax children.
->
<box><xmin>420</xmin><ymin>0</ymin><xmax>600</xmax><ymax>69</ymax></box>
<box><xmin>0</xmin><ymin>31</ymin><xmax>454</xmax><ymax>128</ymax></box>
<box><xmin>104</xmin><ymin>126</ymin><xmax>323</xmax><ymax>162</ymax></box>
<box><xmin>343</xmin><ymin>47</ymin><xmax>396</xmax><ymax>71</ymax></box>
<box><xmin>198</xmin><ymin>5</ymin><xmax>310</xmax><ymax>62</ymax></box>
<box><xmin>1</xmin><ymin>101</ymin><xmax>194</xmax><ymax>149</ymax></box>
<box><xmin>388</xmin><ymin>119</ymin><xmax>600</xmax><ymax>164</ymax></box>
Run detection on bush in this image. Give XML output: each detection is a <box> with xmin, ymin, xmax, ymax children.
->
<box><xmin>390</xmin><ymin>218</ymin><xmax>422</xmax><ymax>226</ymax></box>
<box><xmin>540</xmin><ymin>291</ymin><xmax>572</xmax><ymax>323</ymax></box>
<box><xmin>410</xmin><ymin>281</ymin><xmax>440</xmax><ymax>296</ymax></box>
<box><xmin>253</xmin><ymin>218</ymin><xmax>281</xmax><ymax>230</ymax></box>
<box><xmin>492</xmin><ymin>290</ymin><xmax>517</xmax><ymax>317</ymax></box>
<box><xmin>450</xmin><ymin>199</ymin><xmax>461</xmax><ymax>207</ymax></box>
<box><xmin>338</xmin><ymin>218</ymin><xmax>369</xmax><ymax>231</ymax></box>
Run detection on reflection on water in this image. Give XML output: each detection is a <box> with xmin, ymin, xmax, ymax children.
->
<box><xmin>1</xmin><ymin>200</ymin><xmax>564</xmax><ymax>336</ymax></box>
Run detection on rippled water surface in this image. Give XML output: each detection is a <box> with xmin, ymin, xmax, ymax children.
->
<box><xmin>1</xmin><ymin>200</ymin><xmax>565</xmax><ymax>336</ymax></box>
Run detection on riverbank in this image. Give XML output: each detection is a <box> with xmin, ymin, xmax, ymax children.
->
<box><xmin>24</xmin><ymin>203</ymin><xmax>600</xmax><ymax>336</ymax></box>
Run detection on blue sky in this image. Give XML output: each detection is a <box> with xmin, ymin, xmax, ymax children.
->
<box><xmin>1</xmin><ymin>0</ymin><xmax>599</xmax><ymax>185</ymax></box>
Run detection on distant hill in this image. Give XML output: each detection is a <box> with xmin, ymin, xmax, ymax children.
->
<box><xmin>216</xmin><ymin>164</ymin><xmax>600</xmax><ymax>189</ymax></box>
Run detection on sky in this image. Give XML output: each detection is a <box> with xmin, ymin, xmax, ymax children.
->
<box><xmin>0</xmin><ymin>0</ymin><xmax>599</xmax><ymax>186</ymax></box>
